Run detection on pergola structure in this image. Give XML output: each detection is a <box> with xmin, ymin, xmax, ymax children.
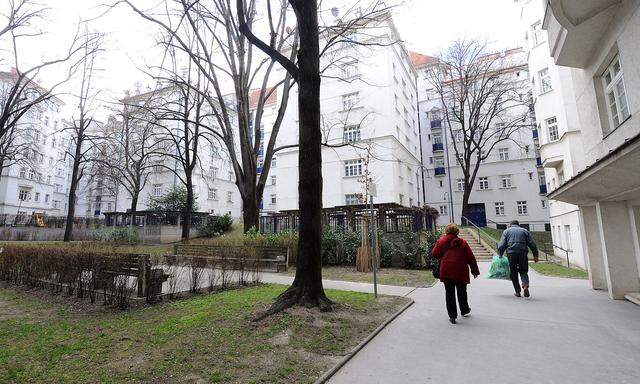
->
<box><xmin>259</xmin><ymin>203</ymin><xmax>439</xmax><ymax>234</ymax></box>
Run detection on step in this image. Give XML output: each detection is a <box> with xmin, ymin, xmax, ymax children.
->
<box><xmin>624</xmin><ymin>292</ymin><xmax>640</xmax><ymax>306</ymax></box>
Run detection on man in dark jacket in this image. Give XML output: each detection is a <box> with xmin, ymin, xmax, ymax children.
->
<box><xmin>497</xmin><ymin>220</ymin><xmax>538</xmax><ymax>298</ymax></box>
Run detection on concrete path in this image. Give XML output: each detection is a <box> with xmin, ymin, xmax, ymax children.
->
<box><xmin>261</xmin><ymin>272</ymin><xmax>416</xmax><ymax>297</ymax></box>
<box><xmin>328</xmin><ymin>263</ymin><xmax>640</xmax><ymax>384</ymax></box>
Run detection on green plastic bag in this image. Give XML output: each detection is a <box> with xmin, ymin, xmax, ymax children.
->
<box><xmin>487</xmin><ymin>255</ymin><xmax>511</xmax><ymax>280</ymax></box>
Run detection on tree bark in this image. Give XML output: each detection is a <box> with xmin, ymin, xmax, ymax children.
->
<box><xmin>182</xmin><ymin>174</ymin><xmax>194</xmax><ymax>241</ymax></box>
<box><xmin>242</xmin><ymin>192</ymin><xmax>260</xmax><ymax>232</ymax></box>
<box><xmin>254</xmin><ymin>0</ymin><xmax>331</xmax><ymax>320</ymax></box>
<box><xmin>64</xmin><ymin>140</ymin><xmax>83</xmax><ymax>242</ymax></box>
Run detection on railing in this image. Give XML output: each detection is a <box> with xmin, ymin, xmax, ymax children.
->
<box><xmin>536</xmin><ymin>156</ymin><xmax>542</xmax><ymax>166</ymax></box>
<box><xmin>461</xmin><ymin>216</ymin><xmax>499</xmax><ymax>251</ymax></box>
<box><xmin>539</xmin><ymin>184</ymin><xmax>548</xmax><ymax>194</ymax></box>
<box><xmin>434</xmin><ymin>166</ymin><xmax>446</xmax><ymax>176</ymax></box>
<box><xmin>541</xmin><ymin>242</ymin><xmax>572</xmax><ymax>268</ymax></box>
<box><xmin>532</xmin><ymin>129</ymin><xmax>539</xmax><ymax>139</ymax></box>
<box><xmin>432</xmin><ymin>142</ymin><xmax>444</xmax><ymax>152</ymax></box>
<box><xmin>430</xmin><ymin>119</ymin><xmax>442</xmax><ymax>129</ymax></box>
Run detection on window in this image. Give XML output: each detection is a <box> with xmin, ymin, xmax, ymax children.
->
<box><xmin>434</xmin><ymin>157</ymin><xmax>445</xmax><ymax>167</ymax></box>
<box><xmin>546</xmin><ymin>117</ymin><xmax>559</xmax><ymax>142</ymax></box>
<box><xmin>18</xmin><ymin>188</ymin><xmax>30</xmax><ymax>201</ymax></box>
<box><xmin>517</xmin><ymin>201</ymin><xmax>528</xmax><ymax>215</ymax></box>
<box><xmin>344</xmin><ymin>159</ymin><xmax>363</xmax><ymax>177</ymax></box>
<box><xmin>343</xmin><ymin>125</ymin><xmax>361</xmax><ymax>143</ymax></box>
<box><xmin>18</xmin><ymin>168</ymin><xmax>26</xmax><ymax>178</ymax></box>
<box><xmin>432</xmin><ymin>133</ymin><xmax>442</xmax><ymax>144</ymax></box>
<box><xmin>539</xmin><ymin>68</ymin><xmax>552</xmax><ymax>93</ymax></box>
<box><xmin>541</xmin><ymin>200</ymin><xmax>547</xmax><ymax>209</ymax></box>
<box><xmin>500</xmin><ymin>175</ymin><xmax>512</xmax><ymax>189</ymax></box>
<box><xmin>53</xmin><ymin>200</ymin><xmax>59</xmax><ymax>209</ymax></box>
<box><xmin>107</xmin><ymin>203</ymin><xmax>112</xmax><ymax>211</ymax></box>
<box><xmin>209</xmin><ymin>166</ymin><xmax>218</xmax><ymax>179</ymax></box>
<box><xmin>399</xmin><ymin>194</ymin><xmax>404</xmax><ymax>205</ymax></box>
<box><xmin>208</xmin><ymin>188</ymin><xmax>217</xmax><ymax>200</ymax></box>
<box><xmin>478</xmin><ymin>177</ymin><xmax>489</xmax><ymax>190</ymax></box>
<box><xmin>54</xmin><ymin>183</ymin><xmax>62</xmax><ymax>193</ymax></box>
<box><xmin>531</xmin><ymin>21</ymin><xmax>544</xmax><ymax>45</ymax></box>
<box><xmin>271</xmin><ymin>157</ymin><xmax>277</xmax><ymax>168</ymax></box>
<box><xmin>228</xmin><ymin>171</ymin><xmax>234</xmax><ymax>181</ymax></box>
<box><xmin>498</xmin><ymin>148</ymin><xmax>509</xmax><ymax>161</ymax></box>
<box><xmin>153</xmin><ymin>184</ymin><xmax>162</xmax><ymax>197</ymax></box>
<box><xmin>564</xmin><ymin>225</ymin><xmax>572</xmax><ymax>251</ymax></box>
<box><xmin>342</xmin><ymin>92</ymin><xmax>359</xmax><ymax>110</ymax></box>
<box><xmin>439</xmin><ymin>205</ymin><xmax>448</xmax><ymax>215</ymax></box>
<box><xmin>345</xmin><ymin>194</ymin><xmax>361</xmax><ymax>205</ymax></box>
<box><xmin>227</xmin><ymin>191</ymin><xmax>233</xmax><ymax>203</ymax></box>
<box><xmin>341</xmin><ymin>60</ymin><xmax>358</xmax><ymax>78</ymax></box>
<box><xmin>438</xmin><ymin>180</ymin><xmax>443</xmax><ymax>187</ymax></box>
<box><xmin>270</xmin><ymin>194</ymin><xmax>277</xmax><ymax>205</ymax></box>
<box><xmin>429</xmin><ymin>157</ymin><xmax>433</xmax><ymax>164</ymax></box>
<box><xmin>602</xmin><ymin>55</ymin><xmax>630</xmax><ymax>131</ymax></box>
<box><xmin>495</xmin><ymin>202</ymin><xmax>505</xmax><ymax>216</ymax></box>
<box><xmin>456</xmin><ymin>178</ymin><xmax>465</xmax><ymax>192</ymax></box>
<box><xmin>271</xmin><ymin>175</ymin><xmax>276</xmax><ymax>185</ymax></box>
<box><xmin>154</xmin><ymin>161</ymin><xmax>164</xmax><ymax>173</ymax></box>
<box><xmin>34</xmin><ymin>192</ymin><xmax>40</xmax><ymax>202</ymax></box>
<box><xmin>45</xmin><ymin>194</ymin><xmax>50</xmax><ymax>203</ymax></box>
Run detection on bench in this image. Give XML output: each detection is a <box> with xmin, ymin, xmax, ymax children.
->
<box><xmin>173</xmin><ymin>245</ymin><xmax>288</xmax><ymax>272</ymax></box>
<box><xmin>94</xmin><ymin>254</ymin><xmax>168</xmax><ymax>298</ymax></box>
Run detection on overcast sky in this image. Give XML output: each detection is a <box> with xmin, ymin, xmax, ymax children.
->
<box><xmin>2</xmin><ymin>0</ymin><xmax>523</xmax><ymax>114</ymax></box>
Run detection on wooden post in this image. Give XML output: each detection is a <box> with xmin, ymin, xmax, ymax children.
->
<box><xmin>137</xmin><ymin>254</ymin><xmax>150</xmax><ymax>298</ymax></box>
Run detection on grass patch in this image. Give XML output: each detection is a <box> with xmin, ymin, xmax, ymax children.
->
<box><xmin>0</xmin><ymin>241</ymin><xmax>174</xmax><ymax>257</ymax></box>
<box><xmin>0</xmin><ymin>284</ymin><xmax>408</xmax><ymax>384</ymax></box>
<box><xmin>287</xmin><ymin>266</ymin><xmax>435</xmax><ymax>287</ymax></box>
<box><xmin>530</xmin><ymin>262</ymin><xmax>588</xmax><ymax>279</ymax></box>
<box><xmin>478</xmin><ymin>228</ymin><xmax>554</xmax><ymax>258</ymax></box>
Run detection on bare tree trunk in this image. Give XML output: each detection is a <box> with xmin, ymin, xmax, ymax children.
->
<box><xmin>254</xmin><ymin>0</ymin><xmax>330</xmax><ymax>319</ymax></box>
<box><xmin>242</xmin><ymin>192</ymin><xmax>260</xmax><ymax>232</ymax></box>
<box><xmin>182</xmin><ymin>174</ymin><xmax>194</xmax><ymax>241</ymax></box>
<box><xmin>64</xmin><ymin>142</ymin><xmax>83</xmax><ymax>242</ymax></box>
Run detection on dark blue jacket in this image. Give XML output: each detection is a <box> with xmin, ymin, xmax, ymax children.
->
<box><xmin>498</xmin><ymin>225</ymin><xmax>538</xmax><ymax>257</ymax></box>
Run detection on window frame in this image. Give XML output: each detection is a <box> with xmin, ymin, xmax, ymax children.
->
<box><xmin>344</xmin><ymin>159</ymin><xmax>363</xmax><ymax>177</ymax></box>
<box><xmin>494</xmin><ymin>201</ymin><xmax>505</xmax><ymax>216</ymax></box>
<box><xmin>538</xmin><ymin>68</ymin><xmax>552</xmax><ymax>94</ymax></box>
<box><xmin>546</xmin><ymin>116</ymin><xmax>559</xmax><ymax>142</ymax></box>
<box><xmin>478</xmin><ymin>177</ymin><xmax>489</xmax><ymax>190</ymax></box>
<box><xmin>517</xmin><ymin>201</ymin><xmax>528</xmax><ymax>216</ymax></box>
<box><xmin>602</xmin><ymin>55</ymin><xmax>630</xmax><ymax>132</ymax></box>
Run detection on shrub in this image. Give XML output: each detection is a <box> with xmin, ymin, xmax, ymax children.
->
<box><xmin>423</xmin><ymin>228</ymin><xmax>443</xmax><ymax>271</ymax></box>
<box><xmin>320</xmin><ymin>226</ymin><xmax>361</xmax><ymax>266</ymax></box>
<box><xmin>198</xmin><ymin>214</ymin><xmax>234</xmax><ymax>238</ymax></box>
<box><xmin>92</xmin><ymin>227</ymin><xmax>141</xmax><ymax>245</ymax></box>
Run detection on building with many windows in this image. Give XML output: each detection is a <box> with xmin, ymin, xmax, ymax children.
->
<box><xmin>518</xmin><ymin>0</ymin><xmax>588</xmax><ymax>268</ymax></box>
<box><xmin>264</xmin><ymin>15</ymin><xmax>423</xmax><ymax>212</ymax></box>
<box><xmin>413</xmin><ymin>50</ymin><xmax>550</xmax><ymax>229</ymax></box>
<box><xmin>541</xmin><ymin>0</ymin><xmax>640</xmax><ymax>301</ymax></box>
<box><xmin>0</xmin><ymin>70</ymin><xmax>72</xmax><ymax>218</ymax></box>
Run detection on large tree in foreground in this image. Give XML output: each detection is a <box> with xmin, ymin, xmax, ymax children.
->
<box><xmin>426</xmin><ymin>40</ymin><xmax>531</xmax><ymax>223</ymax></box>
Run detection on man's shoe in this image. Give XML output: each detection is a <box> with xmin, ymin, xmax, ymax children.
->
<box><xmin>461</xmin><ymin>309</ymin><xmax>471</xmax><ymax>317</ymax></box>
<box><xmin>449</xmin><ymin>318</ymin><xmax>457</xmax><ymax>324</ymax></box>
<box><xmin>514</xmin><ymin>292</ymin><xmax>522</xmax><ymax>298</ymax></box>
<box><xmin>523</xmin><ymin>286</ymin><xmax>530</xmax><ymax>298</ymax></box>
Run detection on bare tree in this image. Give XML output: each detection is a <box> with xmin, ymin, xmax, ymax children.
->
<box><xmin>116</xmin><ymin>0</ymin><xmax>296</xmax><ymax>232</ymax></box>
<box><xmin>63</xmin><ymin>31</ymin><xmax>104</xmax><ymax>242</ymax></box>
<box><xmin>0</xmin><ymin>1</ymin><xmax>97</xmax><ymax>172</ymax></box>
<box><xmin>427</xmin><ymin>40</ymin><xmax>531</xmax><ymax>223</ymax></box>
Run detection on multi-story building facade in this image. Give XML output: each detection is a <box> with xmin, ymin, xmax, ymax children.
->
<box><xmin>265</xmin><ymin>16</ymin><xmax>423</xmax><ymax>212</ymax></box>
<box><xmin>116</xmin><ymin>87</ymin><xmax>242</xmax><ymax>218</ymax></box>
<box><xmin>542</xmin><ymin>0</ymin><xmax>640</xmax><ymax>301</ymax></box>
<box><xmin>0</xmin><ymin>70</ymin><xmax>72</xmax><ymax>218</ymax></box>
<box><xmin>413</xmin><ymin>50</ymin><xmax>550</xmax><ymax>230</ymax></box>
<box><xmin>518</xmin><ymin>0</ymin><xmax>587</xmax><ymax>268</ymax></box>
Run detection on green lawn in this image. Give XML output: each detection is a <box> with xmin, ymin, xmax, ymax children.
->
<box><xmin>479</xmin><ymin>228</ymin><xmax>554</xmax><ymax>258</ymax></box>
<box><xmin>0</xmin><ymin>284</ymin><xmax>408</xmax><ymax>384</ymax></box>
<box><xmin>530</xmin><ymin>262</ymin><xmax>588</xmax><ymax>279</ymax></box>
<box><xmin>289</xmin><ymin>266</ymin><xmax>435</xmax><ymax>287</ymax></box>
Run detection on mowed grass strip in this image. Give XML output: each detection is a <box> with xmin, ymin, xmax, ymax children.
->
<box><xmin>288</xmin><ymin>266</ymin><xmax>435</xmax><ymax>287</ymax></box>
<box><xmin>0</xmin><ymin>284</ymin><xmax>408</xmax><ymax>384</ymax></box>
<box><xmin>530</xmin><ymin>262</ymin><xmax>588</xmax><ymax>279</ymax></box>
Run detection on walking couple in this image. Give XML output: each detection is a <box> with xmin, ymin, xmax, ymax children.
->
<box><xmin>432</xmin><ymin>221</ymin><xmax>539</xmax><ymax>324</ymax></box>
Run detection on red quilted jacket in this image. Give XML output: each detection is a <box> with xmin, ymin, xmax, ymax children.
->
<box><xmin>432</xmin><ymin>234</ymin><xmax>480</xmax><ymax>284</ymax></box>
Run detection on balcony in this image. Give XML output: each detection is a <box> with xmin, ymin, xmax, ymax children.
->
<box><xmin>543</xmin><ymin>0</ymin><xmax>621</xmax><ymax>68</ymax></box>
<box><xmin>432</xmin><ymin>142</ymin><xmax>444</xmax><ymax>152</ymax></box>
<box><xmin>536</xmin><ymin>157</ymin><xmax>542</xmax><ymax>166</ymax></box>
<box><xmin>532</xmin><ymin>129</ymin><xmax>539</xmax><ymax>139</ymax></box>
<box><xmin>539</xmin><ymin>184</ymin><xmax>548</xmax><ymax>194</ymax></box>
<box><xmin>257</xmin><ymin>166</ymin><xmax>263</xmax><ymax>174</ymax></box>
<box><xmin>434</xmin><ymin>167</ymin><xmax>446</xmax><ymax>176</ymax></box>
<box><xmin>430</xmin><ymin>120</ymin><xmax>442</xmax><ymax>129</ymax></box>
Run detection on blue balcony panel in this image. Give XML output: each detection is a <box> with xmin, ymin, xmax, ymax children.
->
<box><xmin>532</xmin><ymin>129</ymin><xmax>539</xmax><ymax>139</ymax></box>
<box><xmin>432</xmin><ymin>142</ymin><xmax>444</xmax><ymax>152</ymax></box>
<box><xmin>430</xmin><ymin>120</ymin><xmax>442</xmax><ymax>129</ymax></box>
<box><xmin>536</xmin><ymin>157</ymin><xmax>542</xmax><ymax>166</ymax></box>
<box><xmin>434</xmin><ymin>167</ymin><xmax>446</xmax><ymax>176</ymax></box>
<box><xmin>539</xmin><ymin>185</ymin><xmax>548</xmax><ymax>194</ymax></box>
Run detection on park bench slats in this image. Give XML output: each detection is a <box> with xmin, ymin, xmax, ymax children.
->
<box><xmin>173</xmin><ymin>244</ymin><xmax>288</xmax><ymax>272</ymax></box>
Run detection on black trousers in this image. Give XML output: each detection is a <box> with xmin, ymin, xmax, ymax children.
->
<box><xmin>443</xmin><ymin>280</ymin><xmax>469</xmax><ymax>319</ymax></box>
<box><xmin>508</xmin><ymin>252</ymin><xmax>530</xmax><ymax>293</ymax></box>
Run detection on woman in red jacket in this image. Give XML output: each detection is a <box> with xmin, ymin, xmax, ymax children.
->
<box><xmin>431</xmin><ymin>223</ymin><xmax>480</xmax><ymax>324</ymax></box>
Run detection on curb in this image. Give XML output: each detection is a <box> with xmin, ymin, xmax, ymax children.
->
<box><xmin>313</xmin><ymin>299</ymin><xmax>415</xmax><ymax>384</ymax></box>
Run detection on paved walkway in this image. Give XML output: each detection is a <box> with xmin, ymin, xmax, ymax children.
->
<box><xmin>261</xmin><ymin>272</ymin><xmax>416</xmax><ymax>296</ymax></box>
<box><xmin>328</xmin><ymin>263</ymin><xmax>640</xmax><ymax>384</ymax></box>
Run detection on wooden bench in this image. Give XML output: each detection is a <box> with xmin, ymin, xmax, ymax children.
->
<box><xmin>173</xmin><ymin>245</ymin><xmax>288</xmax><ymax>272</ymax></box>
<box><xmin>95</xmin><ymin>254</ymin><xmax>168</xmax><ymax>298</ymax></box>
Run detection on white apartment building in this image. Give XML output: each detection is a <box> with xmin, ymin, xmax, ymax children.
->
<box><xmin>413</xmin><ymin>50</ymin><xmax>550</xmax><ymax>230</ymax></box>
<box><xmin>116</xmin><ymin>87</ymin><xmax>241</xmax><ymax>218</ymax></box>
<box><xmin>264</xmin><ymin>16</ymin><xmax>423</xmax><ymax>212</ymax></box>
<box><xmin>0</xmin><ymin>70</ymin><xmax>72</xmax><ymax>217</ymax></box>
<box><xmin>542</xmin><ymin>0</ymin><xmax>640</xmax><ymax>301</ymax></box>
<box><xmin>518</xmin><ymin>0</ymin><xmax>588</xmax><ymax>268</ymax></box>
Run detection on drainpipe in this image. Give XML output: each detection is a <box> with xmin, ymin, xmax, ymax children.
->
<box><xmin>443</xmin><ymin>114</ymin><xmax>455</xmax><ymax>223</ymax></box>
<box><xmin>415</xmin><ymin>75</ymin><xmax>427</xmax><ymax>206</ymax></box>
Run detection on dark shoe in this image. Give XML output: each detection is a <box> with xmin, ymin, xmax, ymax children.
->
<box><xmin>514</xmin><ymin>292</ymin><xmax>522</xmax><ymax>298</ymax></box>
<box><xmin>449</xmin><ymin>318</ymin><xmax>456</xmax><ymax>324</ymax></box>
<box><xmin>461</xmin><ymin>309</ymin><xmax>471</xmax><ymax>317</ymax></box>
<box><xmin>523</xmin><ymin>286</ymin><xmax>530</xmax><ymax>298</ymax></box>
